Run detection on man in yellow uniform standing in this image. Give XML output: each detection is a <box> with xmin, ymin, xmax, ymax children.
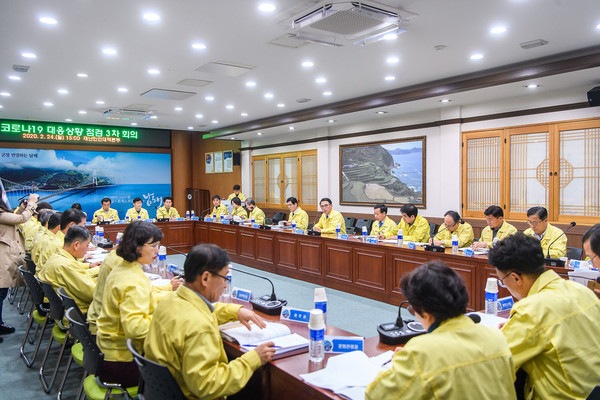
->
<box><xmin>126</xmin><ymin>197</ymin><xmax>150</xmax><ymax>221</ymax></box>
<box><xmin>313</xmin><ymin>198</ymin><xmax>346</xmax><ymax>234</ymax></box>
<box><xmin>488</xmin><ymin>233</ymin><xmax>600</xmax><ymax>399</ymax></box>
<box><xmin>205</xmin><ymin>195</ymin><xmax>228</xmax><ymax>219</ymax></box>
<box><xmin>245</xmin><ymin>198</ymin><xmax>265</xmax><ymax>224</ymax></box>
<box><xmin>284</xmin><ymin>197</ymin><xmax>309</xmax><ymax>230</ymax></box>
<box><xmin>144</xmin><ymin>244</ymin><xmax>276</xmax><ymax>399</ymax></box>
<box><xmin>523</xmin><ymin>206</ymin><xmax>566</xmax><ymax>258</ymax></box>
<box><xmin>92</xmin><ymin>197</ymin><xmax>119</xmax><ymax>223</ymax></box>
<box><xmin>432</xmin><ymin>210</ymin><xmax>474</xmax><ymax>248</ymax></box>
<box><xmin>229</xmin><ymin>197</ymin><xmax>248</xmax><ymax>220</ymax></box>
<box><xmin>472</xmin><ymin>205</ymin><xmax>517</xmax><ymax>250</ymax></box>
<box><xmin>156</xmin><ymin>196</ymin><xmax>180</xmax><ymax>220</ymax></box>
<box><xmin>227</xmin><ymin>184</ymin><xmax>246</xmax><ymax>202</ymax></box>
<box><xmin>371</xmin><ymin>204</ymin><xmax>398</xmax><ymax>239</ymax></box>
<box><xmin>397</xmin><ymin>203</ymin><xmax>430</xmax><ymax>243</ymax></box>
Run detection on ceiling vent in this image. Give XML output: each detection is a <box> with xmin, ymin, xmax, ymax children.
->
<box><xmin>13</xmin><ymin>64</ymin><xmax>30</xmax><ymax>73</ymax></box>
<box><xmin>102</xmin><ymin>107</ymin><xmax>154</xmax><ymax>120</ymax></box>
<box><xmin>290</xmin><ymin>1</ymin><xmax>416</xmax><ymax>46</ymax></box>
<box><xmin>177</xmin><ymin>78</ymin><xmax>213</xmax><ymax>88</ymax></box>
<box><xmin>140</xmin><ymin>88</ymin><xmax>196</xmax><ymax>100</ymax></box>
<box><xmin>520</xmin><ymin>39</ymin><xmax>549</xmax><ymax>50</ymax></box>
<box><xmin>195</xmin><ymin>61</ymin><xmax>255</xmax><ymax>77</ymax></box>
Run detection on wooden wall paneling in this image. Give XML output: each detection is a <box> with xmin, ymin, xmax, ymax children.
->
<box><xmin>390</xmin><ymin>251</ymin><xmax>430</xmax><ymax>297</ymax></box>
<box><xmin>196</xmin><ymin>223</ymin><xmax>209</xmax><ymax>244</ymax></box>
<box><xmin>275</xmin><ymin>234</ymin><xmax>298</xmax><ymax>272</ymax></box>
<box><xmin>239</xmin><ymin>229</ymin><xmax>257</xmax><ymax>263</ymax></box>
<box><xmin>324</xmin><ymin>242</ymin><xmax>353</xmax><ymax>283</ymax></box>
<box><xmin>163</xmin><ymin>221</ymin><xmax>193</xmax><ymax>254</ymax></box>
<box><xmin>171</xmin><ymin>131</ymin><xmax>193</xmax><ymax>213</ymax></box>
<box><xmin>298</xmin><ymin>239</ymin><xmax>323</xmax><ymax>276</ymax></box>
<box><xmin>208</xmin><ymin>225</ymin><xmax>225</xmax><ymax>248</ymax></box>
<box><xmin>222</xmin><ymin>227</ymin><xmax>239</xmax><ymax>257</ymax></box>
<box><xmin>441</xmin><ymin>256</ymin><xmax>479</xmax><ymax>311</ymax></box>
<box><xmin>192</xmin><ymin>136</ymin><xmax>242</xmax><ymax>198</ymax></box>
<box><xmin>256</xmin><ymin>233</ymin><xmax>275</xmax><ymax>271</ymax></box>
<box><xmin>353</xmin><ymin>246</ymin><xmax>386</xmax><ymax>292</ymax></box>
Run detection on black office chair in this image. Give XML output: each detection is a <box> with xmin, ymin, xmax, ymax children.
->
<box><xmin>264</xmin><ymin>217</ymin><xmax>273</xmax><ymax>225</ymax></box>
<box><xmin>587</xmin><ymin>386</ymin><xmax>600</xmax><ymax>400</ymax></box>
<box><xmin>346</xmin><ymin>226</ymin><xmax>356</xmax><ymax>235</ymax></box>
<box><xmin>355</xmin><ymin>219</ymin><xmax>373</xmax><ymax>233</ymax></box>
<box><xmin>127</xmin><ymin>339</ymin><xmax>186</xmax><ymax>400</ymax></box>
<box><xmin>307</xmin><ymin>223</ymin><xmax>314</xmax><ymax>230</ymax></box>
<box><xmin>567</xmin><ymin>247</ymin><xmax>583</xmax><ymax>260</ymax></box>
<box><xmin>429</xmin><ymin>222</ymin><xmax>437</xmax><ymax>237</ymax></box>
<box><xmin>344</xmin><ymin>217</ymin><xmax>356</xmax><ymax>229</ymax></box>
<box><xmin>273</xmin><ymin>212</ymin><xmax>286</xmax><ymax>224</ymax></box>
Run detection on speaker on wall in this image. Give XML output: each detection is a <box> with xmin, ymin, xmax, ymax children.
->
<box><xmin>233</xmin><ymin>152</ymin><xmax>241</xmax><ymax>166</ymax></box>
<box><xmin>587</xmin><ymin>86</ymin><xmax>600</xmax><ymax>107</ymax></box>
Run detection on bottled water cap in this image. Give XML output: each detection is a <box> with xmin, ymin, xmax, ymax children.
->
<box><xmin>308</xmin><ymin>309</ymin><xmax>325</xmax><ymax>330</ymax></box>
<box><xmin>485</xmin><ymin>277</ymin><xmax>498</xmax><ymax>292</ymax></box>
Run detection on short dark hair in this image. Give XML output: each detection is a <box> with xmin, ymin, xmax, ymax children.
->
<box><xmin>233</xmin><ymin>185</ymin><xmax>241</xmax><ymax>191</ymax></box>
<box><xmin>374</xmin><ymin>203</ymin><xmax>387</xmax><ymax>214</ymax></box>
<box><xmin>60</xmin><ymin>209</ymin><xmax>86</xmax><ymax>230</ymax></box>
<box><xmin>184</xmin><ymin>244</ymin><xmax>230</xmax><ymax>283</ymax></box>
<box><xmin>117</xmin><ymin>221</ymin><xmax>164</xmax><ymax>262</ymax></box>
<box><xmin>246</xmin><ymin>198</ymin><xmax>256</xmax><ymax>206</ymax></box>
<box><xmin>212</xmin><ymin>195</ymin><xmax>221</xmax><ymax>201</ymax></box>
<box><xmin>286</xmin><ymin>197</ymin><xmax>298</xmax><ymax>205</ymax></box>
<box><xmin>488</xmin><ymin>233</ymin><xmax>545</xmax><ymax>275</ymax></box>
<box><xmin>582</xmin><ymin>223</ymin><xmax>600</xmax><ymax>256</ymax></box>
<box><xmin>484</xmin><ymin>205</ymin><xmax>504</xmax><ymax>218</ymax></box>
<box><xmin>71</xmin><ymin>203</ymin><xmax>82</xmax><ymax>210</ymax></box>
<box><xmin>444</xmin><ymin>210</ymin><xmax>461</xmax><ymax>224</ymax></box>
<box><xmin>48</xmin><ymin>212</ymin><xmax>62</xmax><ymax>230</ymax></box>
<box><xmin>400</xmin><ymin>260</ymin><xmax>469</xmax><ymax>323</ymax></box>
<box><xmin>320</xmin><ymin>198</ymin><xmax>332</xmax><ymax>205</ymax></box>
<box><xmin>133</xmin><ymin>197</ymin><xmax>142</xmax><ymax>204</ymax></box>
<box><xmin>400</xmin><ymin>204</ymin><xmax>418</xmax><ymax>218</ymax></box>
<box><xmin>231</xmin><ymin>197</ymin><xmax>242</xmax><ymax>206</ymax></box>
<box><xmin>101</xmin><ymin>197</ymin><xmax>111</xmax><ymax>204</ymax></box>
<box><xmin>36</xmin><ymin>201</ymin><xmax>53</xmax><ymax>213</ymax></box>
<box><xmin>38</xmin><ymin>209</ymin><xmax>55</xmax><ymax>227</ymax></box>
<box><xmin>164</xmin><ymin>196</ymin><xmax>173</xmax><ymax>202</ymax></box>
<box><xmin>64</xmin><ymin>225</ymin><xmax>91</xmax><ymax>246</ymax></box>
<box><xmin>527</xmin><ymin>206</ymin><xmax>548</xmax><ymax>220</ymax></box>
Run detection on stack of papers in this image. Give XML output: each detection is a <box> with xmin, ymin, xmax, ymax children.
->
<box><xmin>220</xmin><ymin>321</ymin><xmax>309</xmax><ymax>355</ymax></box>
<box><xmin>469</xmin><ymin>312</ymin><xmax>508</xmax><ymax>328</ymax></box>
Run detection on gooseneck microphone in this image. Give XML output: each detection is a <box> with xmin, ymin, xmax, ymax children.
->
<box><xmin>424</xmin><ymin>224</ymin><xmax>447</xmax><ymax>252</ymax></box>
<box><xmin>544</xmin><ymin>221</ymin><xmax>576</xmax><ymax>267</ymax></box>
<box><xmin>377</xmin><ymin>301</ymin><xmax>426</xmax><ymax>345</ymax></box>
<box><xmin>229</xmin><ymin>266</ymin><xmax>288</xmax><ymax>315</ymax></box>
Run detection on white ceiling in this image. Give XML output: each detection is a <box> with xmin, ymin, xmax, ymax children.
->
<box><xmin>1</xmin><ymin>0</ymin><xmax>599</xmax><ymax>140</ymax></box>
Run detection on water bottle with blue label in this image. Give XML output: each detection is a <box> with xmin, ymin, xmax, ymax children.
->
<box><xmin>397</xmin><ymin>228</ymin><xmax>403</xmax><ymax>247</ymax></box>
<box><xmin>292</xmin><ymin>220</ymin><xmax>296</xmax><ymax>229</ymax></box>
<box><xmin>362</xmin><ymin>226</ymin><xmax>368</xmax><ymax>242</ymax></box>
<box><xmin>485</xmin><ymin>278</ymin><xmax>498</xmax><ymax>315</ymax></box>
<box><xmin>308</xmin><ymin>309</ymin><xmax>325</xmax><ymax>362</ymax></box>
<box><xmin>186</xmin><ymin>210</ymin><xmax>190</xmax><ymax>220</ymax></box>
<box><xmin>125</xmin><ymin>213</ymin><xmax>129</xmax><ymax>222</ymax></box>
<box><xmin>222</xmin><ymin>270</ymin><xmax>232</xmax><ymax>298</ymax></box>
<box><xmin>314</xmin><ymin>287</ymin><xmax>327</xmax><ymax>326</ymax></box>
<box><xmin>452</xmin><ymin>234</ymin><xmax>459</xmax><ymax>255</ymax></box>
<box><xmin>335</xmin><ymin>224</ymin><xmax>341</xmax><ymax>239</ymax></box>
<box><xmin>191</xmin><ymin>210</ymin><xmax>195</xmax><ymax>219</ymax></box>
<box><xmin>98</xmin><ymin>226</ymin><xmax>104</xmax><ymax>244</ymax></box>
<box><xmin>157</xmin><ymin>246</ymin><xmax>167</xmax><ymax>278</ymax></box>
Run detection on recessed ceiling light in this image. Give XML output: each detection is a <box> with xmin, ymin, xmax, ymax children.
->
<box><xmin>257</xmin><ymin>132</ymin><xmax>262</xmax><ymax>136</ymax></box>
<box><xmin>382</xmin><ymin>33</ymin><xmax>398</xmax><ymax>41</ymax></box>
<box><xmin>8</xmin><ymin>75</ymin><xmax>21</xmax><ymax>81</ymax></box>
<box><xmin>205</xmin><ymin>95</ymin><xmax>214</xmax><ymax>101</ymax></box>
<box><xmin>43</xmin><ymin>102</ymin><xmax>53</xmax><ymax>107</ymax></box>
<box><xmin>174</xmin><ymin>107</ymin><xmax>183</xmax><ymax>111</ymax></box>
<box><xmin>0</xmin><ymin>92</ymin><xmax>11</xmax><ymax>97</ymax></box>
<box><xmin>597</xmin><ymin>23</ymin><xmax>600</xmax><ymax>30</ymax></box>
<box><xmin>192</xmin><ymin>42</ymin><xmax>206</xmax><ymax>50</ymax></box>
<box><xmin>77</xmin><ymin>73</ymin><xmax>88</xmax><ymax>78</ymax></box>
<box><xmin>39</xmin><ymin>17</ymin><xmax>57</xmax><ymax>25</ymax></box>
<box><xmin>264</xmin><ymin>92</ymin><xmax>274</xmax><ymax>99</ymax></box>
<box><xmin>226</xmin><ymin>104</ymin><xmax>234</xmax><ymax>110</ymax></box>
<box><xmin>245</xmin><ymin>81</ymin><xmax>256</xmax><ymax>87</ymax></box>
<box><xmin>147</xmin><ymin>68</ymin><xmax>160</xmax><ymax>75</ymax></box>
<box><xmin>65</xmin><ymin>118</ymin><xmax>72</xmax><ymax>122</ymax></box>
<box><xmin>211</xmin><ymin>120</ymin><xmax>219</xmax><ymax>124</ymax></box>
<box><xmin>301</xmin><ymin>60</ymin><xmax>314</xmax><ymax>68</ymax></box>
<box><xmin>187</xmin><ymin>126</ymin><xmax>194</xmax><ymax>130</ymax></box>
<box><xmin>384</xmin><ymin>75</ymin><xmax>395</xmax><ymax>81</ymax></box>
<box><xmin>315</xmin><ymin>77</ymin><xmax>327</xmax><ymax>84</ymax></box>
<box><xmin>323</xmin><ymin>91</ymin><xmax>332</xmax><ymax>96</ymax></box>
<box><xmin>526</xmin><ymin>84</ymin><xmax>540</xmax><ymax>89</ymax></box>
<box><xmin>195</xmin><ymin>114</ymin><xmax>203</xmax><ymax>119</ymax></box>
<box><xmin>131</xmin><ymin>122</ymin><xmax>138</xmax><ymax>126</ymax></box>
<box><xmin>57</xmin><ymin>88</ymin><xmax>68</xmax><ymax>94</ymax></box>
<box><xmin>288</xmin><ymin>126</ymin><xmax>295</xmax><ymax>130</ymax></box>
<box><xmin>470</xmin><ymin>53</ymin><xmax>484</xmax><ymax>60</ymax></box>
<box><xmin>276</xmin><ymin>103</ymin><xmax>285</xmax><ymax>108</ymax></box>
<box><xmin>258</xmin><ymin>3</ymin><xmax>276</xmax><ymax>12</ymax></box>
<box><xmin>117</xmin><ymin>87</ymin><xmax>128</xmax><ymax>93</ymax></box>
<box><xmin>102</xmin><ymin>48</ymin><xmax>117</xmax><ymax>56</ymax></box>
<box><xmin>150</xmin><ymin>115</ymin><xmax>157</xmax><ymax>119</ymax></box>
<box><xmin>241</xmin><ymin>112</ymin><xmax>248</xmax><ymax>117</ymax></box>
<box><xmin>376</xmin><ymin>111</ymin><xmax>388</xmax><ymax>115</ymax></box>
<box><xmin>490</xmin><ymin>26</ymin><xmax>507</xmax><ymax>34</ymax></box>
<box><xmin>386</xmin><ymin>56</ymin><xmax>399</xmax><ymax>64</ymax></box>
<box><xmin>0</xmin><ymin>105</ymin><xmax>3</xmax><ymax>109</ymax></box>
<box><xmin>439</xmin><ymin>99</ymin><xmax>451</xmax><ymax>103</ymax></box>
<box><xmin>142</xmin><ymin>12</ymin><xmax>160</xmax><ymax>21</ymax></box>
<box><xmin>328</xmin><ymin>119</ymin><xmax>336</xmax><ymax>123</ymax></box>
<box><xmin>230</xmin><ymin>137</ymin><xmax>235</xmax><ymax>140</ymax></box>
<box><xmin>22</xmin><ymin>52</ymin><xmax>37</xmax><ymax>59</ymax></box>
<box><xmin>78</xmin><ymin>110</ymin><xmax>87</xmax><ymax>114</ymax></box>
<box><xmin>96</xmin><ymin>100</ymin><xmax>105</xmax><ymax>105</ymax></box>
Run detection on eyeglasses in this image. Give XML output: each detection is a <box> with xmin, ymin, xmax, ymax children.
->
<box><xmin>407</xmin><ymin>305</ymin><xmax>415</xmax><ymax>316</ymax></box>
<box><xmin>144</xmin><ymin>242</ymin><xmax>160</xmax><ymax>249</ymax></box>
<box><xmin>590</xmin><ymin>254</ymin><xmax>598</xmax><ymax>265</ymax></box>
<box><xmin>320</xmin><ymin>203</ymin><xmax>331</xmax><ymax>209</ymax></box>
<box><xmin>210</xmin><ymin>271</ymin><xmax>231</xmax><ymax>282</ymax></box>
<box><xmin>445</xmin><ymin>222</ymin><xmax>457</xmax><ymax>229</ymax></box>
<box><xmin>497</xmin><ymin>271</ymin><xmax>516</xmax><ymax>288</ymax></box>
<box><xmin>527</xmin><ymin>219</ymin><xmax>546</xmax><ymax>227</ymax></box>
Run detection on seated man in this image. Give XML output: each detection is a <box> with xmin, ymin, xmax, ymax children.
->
<box><xmin>22</xmin><ymin>201</ymin><xmax>53</xmax><ymax>251</ymax></box>
<box><xmin>488</xmin><ymin>233</ymin><xmax>600</xmax><ymax>399</ymax></box>
<box><xmin>227</xmin><ymin>184</ymin><xmax>246</xmax><ymax>202</ymax></box>
<box><xmin>432</xmin><ymin>210</ymin><xmax>474</xmax><ymax>248</ymax></box>
<box><xmin>92</xmin><ymin>197</ymin><xmax>119</xmax><ymax>223</ymax></box>
<box><xmin>31</xmin><ymin>212</ymin><xmax>62</xmax><ymax>272</ymax></box>
<box><xmin>313</xmin><ymin>198</ymin><xmax>346</xmax><ymax>234</ymax></box>
<box><xmin>144</xmin><ymin>244</ymin><xmax>276</xmax><ymax>399</ymax></box>
<box><xmin>205</xmin><ymin>195</ymin><xmax>228</xmax><ymax>219</ymax></box>
<box><xmin>126</xmin><ymin>197</ymin><xmax>149</xmax><ymax>221</ymax></box>
<box><xmin>156</xmin><ymin>196</ymin><xmax>180</xmax><ymax>219</ymax></box>
<box><xmin>245</xmin><ymin>198</ymin><xmax>265</xmax><ymax>224</ymax></box>
<box><xmin>397</xmin><ymin>203</ymin><xmax>430</xmax><ymax>243</ymax></box>
<box><xmin>371</xmin><ymin>204</ymin><xmax>398</xmax><ymax>239</ymax></box>
<box><xmin>472</xmin><ymin>205</ymin><xmax>517</xmax><ymax>250</ymax></box>
<box><xmin>583</xmin><ymin>224</ymin><xmax>600</xmax><ymax>297</ymax></box>
<box><xmin>38</xmin><ymin>225</ymin><xmax>96</xmax><ymax>314</ymax></box>
<box><xmin>366</xmin><ymin>261</ymin><xmax>516</xmax><ymax>399</ymax></box>
<box><xmin>229</xmin><ymin>197</ymin><xmax>248</xmax><ymax>220</ymax></box>
<box><xmin>284</xmin><ymin>196</ymin><xmax>308</xmax><ymax>230</ymax></box>
<box><xmin>523</xmin><ymin>206</ymin><xmax>566</xmax><ymax>258</ymax></box>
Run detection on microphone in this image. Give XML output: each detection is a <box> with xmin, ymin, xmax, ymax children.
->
<box><xmin>163</xmin><ymin>245</ymin><xmax>188</xmax><ymax>257</ymax></box>
<box><xmin>424</xmin><ymin>224</ymin><xmax>447</xmax><ymax>252</ymax></box>
<box><xmin>377</xmin><ymin>301</ymin><xmax>426</xmax><ymax>345</ymax></box>
<box><xmin>544</xmin><ymin>221</ymin><xmax>575</xmax><ymax>267</ymax></box>
<box><xmin>466</xmin><ymin>313</ymin><xmax>481</xmax><ymax>323</ymax></box>
<box><xmin>307</xmin><ymin>215</ymin><xmax>321</xmax><ymax>236</ymax></box>
<box><xmin>229</xmin><ymin>266</ymin><xmax>288</xmax><ymax>315</ymax></box>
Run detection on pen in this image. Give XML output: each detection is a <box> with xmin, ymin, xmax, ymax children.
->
<box><xmin>243</xmin><ymin>344</ymin><xmax>282</xmax><ymax>348</ymax></box>
<box><xmin>381</xmin><ymin>358</ymin><xmax>392</xmax><ymax>367</ymax></box>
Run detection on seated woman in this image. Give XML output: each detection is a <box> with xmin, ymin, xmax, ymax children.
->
<box><xmin>96</xmin><ymin>220</ymin><xmax>163</xmax><ymax>387</ymax></box>
<box><xmin>366</xmin><ymin>260</ymin><xmax>516</xmax><ymax>399</ymax></box>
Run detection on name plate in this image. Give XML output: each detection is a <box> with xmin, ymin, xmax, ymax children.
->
<box><xmin>407</xmin><ymin>242</ymin><xmax>416</xmax><ymax>250</ymax></box>
<box><xmin>280</xmin><ymin>306</ymin><xmax>310</xmax><ymax>324</ymax></box>
<box><xmin>252</xmin><ymin>223</ymin><xmax>260</xmax><ymax>228</ymax></box>
<box><xmin>498</xmin><ymin>296</ymin><xmax>514</xmax><ymax>311</ymax></box>
<box><xmin>568</xmin><ymin>259</ymin><xmax>590</xmax><ymax>269</ymax></box>
<box><xmin>339</xmin><ymin>234</ymin><xmax>349</xmax><ymax>240</ymax></box>
<box><xmin>204</xmin><ymin>217</ymin><xmax>213</xmax><ymax>222</ymax></box>
<box><xmin>176</xmin><ymin>217</ymin><xmax>185</xmax><ymax>221</ymax></box>
<box><xmin>220</xmin><ymin>219</ymin><xmax>229</xmax><ymax>224</ymax></box>
<box><xmin>324</xmin><ymin>336</ymin><xmax>364</xmax><ymax>353</ymax></box>
<box><xmin>144</xmin><ymin>219</ymin><xmax>153</xmax><ymax>222</ymax></box>
<box><xmin>462</xmin><ymin>248</ymin><xmax>474</xmax><ymax>257</ymax></box>
<box><xmin>191</xmin><ymin>216</ymin><xmax>199</xmax><ymax>221</ymax></box>
<box><xmin>295</xmin><ymin>229</ymin><xmax>304</xmax><ymax>234</ymax></box>
<box><xmin>231</xmin><ymin>287</ymin><xmax>252</xmax><ymax>302</ymax></box>
<box><xmin>367</xmin><ymin>236</ymin><xmax>378</xmax><ymax>244</ymax></box>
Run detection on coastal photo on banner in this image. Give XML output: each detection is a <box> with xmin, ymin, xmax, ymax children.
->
<box><xmin>0</xmin><ymin>148</ymin><xmax>171</xmax><ymax>218</ymax></box>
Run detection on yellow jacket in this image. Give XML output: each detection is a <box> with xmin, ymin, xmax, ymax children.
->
<box><xmin>210</xmin><ymin>204</ymin><xmax>228</xmax><ymax>219</ymax></box>
<box><xmin>22</xmin><ymin>218</ymin><xmax>41</xmax><ymax>251</ymax></box>
<box><xmin>37</xmin><ymin>248</ymin><xmax>96</xmax><ymax>314</ymax></box>
<box><xmin>227</xmin><ymin>192</ymin><xmax>246</xmax><ymax>201</ymax></box>
<box><xmin>370</xmin><ymin>216</ymin><xmax>398</xmax><ymax>238</ymax></box>
<box><xmin>249</xmin><ymin>207</ymin><xmax>265</xmax><ymax>225</ymax></box>
<box><xmin>92</xmin><ymin>208</ymin><xmax>120</xmax><ymax>223</ymax></box>
<box><xmin>25</xmin><ymin>222</ymin><xmax>44</xmax><ymax>252</ymax></box>
<box><xmin>397</xmin><ymin>215</ymin><xmax>430</xmax><ymax>243</ymax></box>
<box><xmin>125</xmin><ymin>207</ymin><xmax>150</xmax><ymax>221</ymax></box>
<box><xmin>366</xmin><ymin>315</ymin><xmax>516</xmax><ymax>400</ymax></box>
<box><xmin>434</xmin><ymin>222</ymin><xmax>474</xmax><ymax>247</ymax></box>
<box><xmin>523</xmin><ymin>223</ymin><xmax>567</xmax><ymax>258</ymax></box>
<box><xmin>31</xmin><ymin>229</ymin><xmax>63</xmax><ymax>275</ymax></box>
<box><xmin>480</xmin><ymin>221</ymin><xmax>518</xmax><ymax>248</ymax></box>
<box><xmin>96</xmin><ymin>260</ymin><xmax>156</xmax><ymax>362</ymax></box>
<box><xmin>144</xmin><ymin>286</ymin><xmax>262</xmax><ymax>400</ymax></box>
<box><xmin>288</xmin><ymin>207</ymin><xmax>309</xmax><ymax>230</ymax></box>
<box><xmin>314</xmin><ymin>210</ymin><xmax>346</xmax><ymax>234</ymax></box>
<box><xmin>156</xmin><ymin>206</ymin><xmax>180</xmax><ymax>219</ymax></box>
<box><xmin>87</xmin><ymin>250</ymin><xmax>123</xmax><ymax>335</ymax></box>
<box><xmin>231</xmin><ymin>206</ymin><xmax>248</xmax><ymax>220</ymax></box>
<box><xmin>501</xmin><ymin>270</ymin><xmax>600</xmax><ymax>400</ymax></box>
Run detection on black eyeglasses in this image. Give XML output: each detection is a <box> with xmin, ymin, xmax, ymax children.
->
<box><xmin>210</xmin><ymin>271</ymin><xmax>231</xmax><ymax>282</ymax></box>
<box><xmin>497</xmin><ymin>271</ymin><xmax>516</xmax><ymax>288</ymax></box>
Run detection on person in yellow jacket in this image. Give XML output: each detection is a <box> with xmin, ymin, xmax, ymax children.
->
<box><xmin>472</xmin><ymin>205</ymin><xmax>517</xmax><ymax>250</ymax></box>
<box><xmin>583</xmin><ymin>224</ymin><xmax>600</xmax><ymax>298</ymax></box>
<box><xmin>31</xmin><ymin>212</ymin><xmax>62</xmax><ymax>273</ymax></box>
<box><xmin>227</xmin><ymin>184</ymin><xmax>247</xmax><ymax>202</ymax></box>
<box><xmin>488</xmin><ymin>233</ymin><xmax>600</xmax><ymax>400</ymax></box>
<box><xmin>245</xmin><ymin>198</ymin><xmax>265</xmax><ymax>224</ymax></box>
<box><xmin>22</xmin><ymin>202</ymin><xmax>53</xmax><ymax>251</ymax></box>
<box><xmin>96</xmin><ymin>221</ymin><xmax>163</xmax><ymax>387</ymax></box>
<box><xmin>125</xmin><ymin>197</ymin><xmax>149</xmax><ymax>221</ymax></box>
<box><xmin>523</xmin><ymin>206</ymin><xmax>567</xmax><ymax>258</ymax></box>
<box><xmin>205</xmin><ymin>195</ymin><xmax>228</xmax><ymax>219</ymax></box>
<box><xmin>366</xmin><ymin>261</ymin><xmax>516</xmax><ymax>399</ymax></box>
<box><xmin>156</xmin><ymin>196</ymin><xmax>180</xmax><ymax>219</ymax></box>
<box><xmin>432</xmin><ymin>210</ymin><xmax>474</xmax><ymax>248</ymax></box>
<box><xmin>38</xmin><ymin>225</ymin><xmax>97</xmax><ymax>314</ymax></box>
<box><xmin>397</xmin><ymin>203</ymin><xmax>430</xmax><ymax>243</ymax></box>
<box><xmin>27</xmin><ymin>209</ymin><xmax>54</xmax><ymax>253</ymax></box>
<box><xmin>230</xmin><ymin>197</ymin><xmax>248</xmax><ymax>220</ymax></box>
<box><xmin>313</xmin><ymin>198</ymin><xmax>346</xmax><ymax>234</ymax></box>
<box><xmin>92</xmin><ymin>197</ymin><xmax>119</xmax><ymax>223</ymax></box>
<box><xmin>284</xmin><ymin>196</ymin><xmax>309</xmax><ymax>230</ymax></box>
<box><xmin>371</xmin><ymin>204</ymin><xmax>398</xmax><ymax>239</ymax></box>
<box><xmin>144</xmin><ymin>244</ymin><xmax>277</xmax><ymax>399</ymax></box>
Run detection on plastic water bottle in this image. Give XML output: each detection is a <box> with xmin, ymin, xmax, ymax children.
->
<box><xmin>362</xmin><ymin>226</ymin><xmax>368</xmax><ymax>242</ymax></box>
<box><xmin>191</xmin><ymin>210</ymin><xmax>195</xmax><ymax>219</ymax></box>
<box><xmin>397</xmin><ymin>228</ymin><xmax>403</xmax><ymax>247</ymax></box>
<box><xmin>492</xmin><ymin>237</ymin><xmax>500</xmax><ymax>247</ymax></box>
<box><xmin>116</xmin><ymin>232</ymin><xmax>123</xmax><ymax>245</ymax></box>
<box><xmin>308</xmin><ymin>309</ymin><xmax>325</xmax><ymax>362</ymax></box>
<box><xmin>98</xmin><ymin>226</ymin><xmax>104</xmax><ymax>244</ymax></box>
<box><xmin>292</xmin><ymin>220</ymin><xmax>297</xmax><ymax>229</ymax></box>
<box><xmin>335</xmin><ymin>224</ymin><xmax>341</xmax><ymax>239</ymax></box>
<box><xmin>157</xmin><ymin>246</ymin><xmax>167</xmax><ymax>278</ymax></box>
<box><xmin>220</xmin><ymin>215</ymin><xmax>224</xmax><ymax>223</ymax></box>
<box><xmin>125</xmin><ymin>213</ymin><xmax>129</xmax><ymax>223</ymax></box>
<box><xmin>485</xmin><ymin>278</ymin><xmax>499</xmax><ymax>315</ymax></box>
<box><xmin>314</xmin><ymin>288</ymin><xmax>327</xmax><ymax>327</ymax></box>
<box><xmin>186</xmin><ymin>210</ymin><xmax>190</xmax><ymax>220</ymax></box>
<box><xmin>213</xmin><ymin>214</ymin><xmax>217</xmax><ymax>222</ymax></box>
<box><xmin>222</xmin><ymin>270</ymin><xmax>232</xmax><ymax>298</ymax></box>
<box><xmin>452</xmin><ymin>234</ymin><xmax>459</xmax><ymax>255</ymax></box>
<box><xmin>137</xmin><ymin>213</ymin><xmax>141</xmax><ymax>220</ymax></box>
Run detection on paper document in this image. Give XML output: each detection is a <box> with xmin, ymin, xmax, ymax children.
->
<box><xmin>220</xmin><ymin>321</ymin><xmax>308</xmax><ymax>355</ymax></box>
<box><xmin>470</xmin><ymin>312</ymin><xmax>507</xmax><ymax>328</ymax></box>
<box><xmin>568</xmin><ymin>270</ymin><xmax>600</xmax><ymax>287</ymax></box>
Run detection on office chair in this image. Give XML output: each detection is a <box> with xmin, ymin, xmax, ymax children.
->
<box><xmin>429</xmin><ymin>222</ymin><xmax>437</xmax><ymax>237</ymax></box>
<box><xmin>567</xmin><ymin>247</ymin><xmax>583</xmax><ymax>261</ymax></box>
<box><xmin>273</xmin><ymin>212</ymin><xmax>286</xmax><ymax>224</ymax></box>
<box><xmin>344</xmin><ymin>217</ymin><xmax>356</xmax><ymax>229</ymax></box>
<box><xmin>355</xmin><ymin>219</ymin><xmax>373</xmax><ymax>233</ymax></box>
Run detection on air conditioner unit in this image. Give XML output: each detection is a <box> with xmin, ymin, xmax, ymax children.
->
<box><xmin>102</xmin><ymin>108</ymin><xmax>154</xmax><ymax>120</ymax></box>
